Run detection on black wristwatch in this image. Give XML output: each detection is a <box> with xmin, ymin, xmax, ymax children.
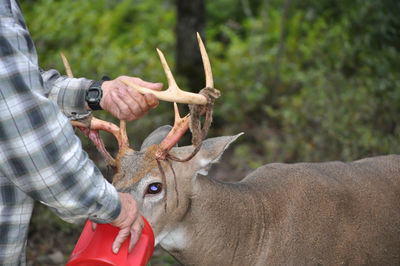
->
<box><xmin>86</xmin><ymin>80</ymin><xmax>104</xmax><ymax>111</ymax></box>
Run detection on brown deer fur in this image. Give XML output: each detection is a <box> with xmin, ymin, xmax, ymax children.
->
<box><xmin>112</xmin><ymin>128</ymin><xmax>400</xmax><ymax>265</ymax></box>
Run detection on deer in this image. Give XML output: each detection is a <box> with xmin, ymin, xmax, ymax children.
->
<box><xmin>64</xmin><ymin>34</ymin><xmax>400</xmax><ymax>265</ymax></box>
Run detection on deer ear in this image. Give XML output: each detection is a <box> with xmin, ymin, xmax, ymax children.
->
<box><xmin>170</xmin><ymin>133</ymin><xmax>243</xmax><ymax>177</ymax></box>
<box><xmin>140</xmin><ymin>125</ymin><xmax>174</xmax><ymax>151</ymax></box>
<box><xmin>194</xmin><ymin>133</ymin><xmax>243</xmax><ymax>175</ymax></box>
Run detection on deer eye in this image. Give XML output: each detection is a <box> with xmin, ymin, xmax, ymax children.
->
<box><xmin>146</xmin><ymin>183</ymin><xmax>163</xmax><ymax>195</ymax></box>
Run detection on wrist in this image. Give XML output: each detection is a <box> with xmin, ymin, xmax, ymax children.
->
<box><xmin>86</xmin><ymin>80</ymin><xmax>104</xmax><ymax>111</ymax></box>
<box><xmin>85</xmin><ymin>76</ymin><xmax>111</xmax><ymax>111</ymax></box>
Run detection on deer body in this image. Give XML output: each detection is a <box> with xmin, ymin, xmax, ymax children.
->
<box><xmin>113</xmin><ymin>132</ymin><xmax>400</xmax><ymax>265</ymax></box>
<box><xmin>160</xmin><ymin>155</ymin><xmax>400</xmax><ymax>265</ymax></box>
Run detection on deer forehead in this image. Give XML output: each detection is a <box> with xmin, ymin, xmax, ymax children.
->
<box><xmin>113</xmin><ymin>146</ymin><xmax>165</xmax><ymax>191</ymax></box>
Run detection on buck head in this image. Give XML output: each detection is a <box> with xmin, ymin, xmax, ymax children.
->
<box><xmin>65</xmin><ymin>34</ymin><xmax>230</xmax><ymax>241</ymax></box>
<box><xmin>111</xmin><ymin>125</ymin><xmax>242</xmax><ymax>241</ymax></box>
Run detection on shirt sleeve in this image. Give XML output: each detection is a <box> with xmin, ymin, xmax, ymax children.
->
<box><xmin>41</xmin><ymin>68</ymin><xmax>93</xmax><ymax>120</ymax></box>
<box><xmin>0</xmin><ymin>1</ymin><xmax>121</xmax><ymax>224</ymax></box>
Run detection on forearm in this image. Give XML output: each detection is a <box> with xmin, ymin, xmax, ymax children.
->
<box><xmin>0</xmin><ymin>2</ymin><xmax>120</xmax><ymax>224</ymax></box>
<box><xmin>0</xmin><ymin>110</ymin><xmax>121</xmax><ymax>224</ymax></box>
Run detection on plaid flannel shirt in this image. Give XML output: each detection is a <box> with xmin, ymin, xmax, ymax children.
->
<box><xmin>0</xmin><ymin>1</ymin><xmax>121</xmax><ymax>265</ymax></box>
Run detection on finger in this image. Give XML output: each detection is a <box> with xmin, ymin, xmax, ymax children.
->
<box><xmin>144</xmin><ymin>81</ymin><xmax>163</xmax><ymax>91</ymax></box>
<box><xmin>112</xmin><ymin>227</ymin><xmax>130</xmax><ymax>254</ymax></box>
<box><xmin>128</xmin><ymin>216</ymin><xmax>144</xmax><ymax>253</ymax></box>
<box><xmin>132</xmin><ymin>77</ymin><xmax>163</xmax><ymax>91</ymax></box>
<box><xmin>91</xmin><ymin>221</ymin><xmax>97</xmax><ymax>232</ymax></box>
<box><xmin>123</xmin><ymin>77</ymin><xmax>163</xmax><ymax>91</ymax></box>
<box><xmin>109</xmin><ymin>92</ymin><xmax>127</xmax><ymax>119</ymax></box>
<box><xmin>125</xmin><ymin>89</ymin><xmax>150</xmax><ymax>115</ymax></box>
<box><xmin>114</xmin><ymin>80</ymin><xmax>148</xmax><ymax>115</ymax></box>
<box><xmin>118</xmin><ymin>81</ymin><xmax>149</xmax><ymax>114</ymax></box>
<box><xmin>144</xmin><ymin>93</ymin><xmax>159</xmax><ymax>108</ymax></box>
<box><xmin>111</xmin><ymin>91</ymin><xmax>136</xmax><ymax>120</ymax></box>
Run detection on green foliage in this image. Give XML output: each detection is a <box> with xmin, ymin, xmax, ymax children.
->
<box><xmin>21</xmin><ymin>0</ymin><xmax>400</xmax><ymax>167</ymax></box>
<box><xmin>207</xmin><ymin>0</ymin><xmax>400</xmax><ymax>166</ymax></box>
<box><xmin>22</xmin><ymin>0</ymin><xmax>177</xmax><ymax>148</ymax></box>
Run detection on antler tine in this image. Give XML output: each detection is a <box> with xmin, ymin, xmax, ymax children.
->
<box><xmin>156</xmin><ymin>103</ymin><xmax>190</xmax><ymax>160</ymax></box>
<box><xmin>156</xmin><ymin>48</ymin><xmax>178</xmax><ymax>90</ymax></box>
<box><xmin>197</xmin><ymin>32</ymin><xmax>214</xmax><ymax>88</ymax></box>
<box><xmin>60</xmin><ymin>52</ymin><xmax>73</xmax><ymax>78</ymax></box>
<box><xmin>173</xmin><ymin>102</ymin><xmax>182</xmax><ymax>124</ymax></box>
<box><xmin>119</xmin><ymin>120</ymin><xmax>130</xmax><ymax>151</ymax></box>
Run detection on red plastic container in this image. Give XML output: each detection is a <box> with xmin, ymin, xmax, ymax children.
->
<box><xmin>66</xmin><ymin>217</ymin><xmax>154</xmax><ymax>266</ymax></box>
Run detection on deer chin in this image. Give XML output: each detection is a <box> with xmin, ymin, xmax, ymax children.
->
<box><xmin>156</xmin><ymin>226</ymin><xmax>188</xmax><ymax>250</ymax></box>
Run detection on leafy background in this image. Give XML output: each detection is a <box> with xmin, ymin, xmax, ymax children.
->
<box><xmin>21</xmin><ymin>0</ymin><xmax>400</xmax><ymax>265</ymax></box>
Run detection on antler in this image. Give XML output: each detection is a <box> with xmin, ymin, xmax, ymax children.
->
<box><xmin>197</xmin><ymin>32</ymin><xmax>214</xmax><ymax>89</ymax></box>
<box><xmin>155</xmin><ymin>33</ymin><xmax>218</xmax><ymax>160</ymax></box>
<box><xmin>155</xmin><ymin>103</ymin><xmax>190</xmax><ymax>159</ymax></box>
<box><xmin>61</xmin><ymin>52</ymin><xmax>130</xmax><ymax>167</ymax></box>
<box><xmin>61</xmin><ymin>32</ymin><xmax>217</xmax><ymax>167</ymax></box>
<box><xmin>120</xmin><ymin>33</ymin><xmax>209</xmax><ymax>105</ymax></box>
<box><xmin>70</xmin><ymin>118</ymin><xmax>128</xmax><ymax>149</ymax></box>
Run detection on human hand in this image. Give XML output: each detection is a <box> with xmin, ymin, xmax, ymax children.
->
<box><xmin>110</xmin><ymin>192</ymin><xmax>144</xmax><ymax>254</ymax></box>
<box><xmin>100</xmin><ymin>76</ymin><xmax>163</xmax><ymax>121</ymax></box>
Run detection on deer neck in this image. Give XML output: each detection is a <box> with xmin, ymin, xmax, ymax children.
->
<box><xmin>159</xmin><ymin>175</ymin><xmax>270</xmax><ymax>265</ymax></box>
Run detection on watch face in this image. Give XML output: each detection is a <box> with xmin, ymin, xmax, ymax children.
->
<box><xmin>87</xmin><ymin>89</ymin><xmax>100</xmax><ymax>100</ymax></box>
<box><xmin>86</xmin><ymin>82</ymin><xmax>103</xmax><ymax>110</ymax></box>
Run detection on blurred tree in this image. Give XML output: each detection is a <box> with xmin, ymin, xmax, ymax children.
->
<box><xmin>271</xmin><ymin>0</ymin><xmax>291</xmax><ymax>104</ymax></box>
<box><xmin>176</xmin><ymin>0</ymin><xmax>206</xmax><ymax>90</ymax></box>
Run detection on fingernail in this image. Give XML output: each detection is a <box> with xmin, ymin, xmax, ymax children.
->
<box><xmin>112</xmin><ymin>245</ymin><xmax>119</xmax><ymax>254</ymax></box>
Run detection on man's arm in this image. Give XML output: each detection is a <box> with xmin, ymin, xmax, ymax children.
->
<box><xmin>41</xmin><ymin>69</ymin><xmax>162</xmax><ymax>121</ymax></box>
<box><xmin>0</xmin><ymin>0</ymin><xmax>156</xmax><ymax>252</ymax></box>
<box><xmin>0</xmin><ymin>5</ymin><xmax>121</xmax><ymax>224</ymax></box>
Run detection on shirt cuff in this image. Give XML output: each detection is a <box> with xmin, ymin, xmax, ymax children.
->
<box><xmin>88</xmin><ymin>181</ymin><xmax>122</xmax><ymax>224</ymax></box>
<box><xmin>43</xmin><ymin>69</ymin><xmax>93</xmax><ymax>119</ymax></box>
